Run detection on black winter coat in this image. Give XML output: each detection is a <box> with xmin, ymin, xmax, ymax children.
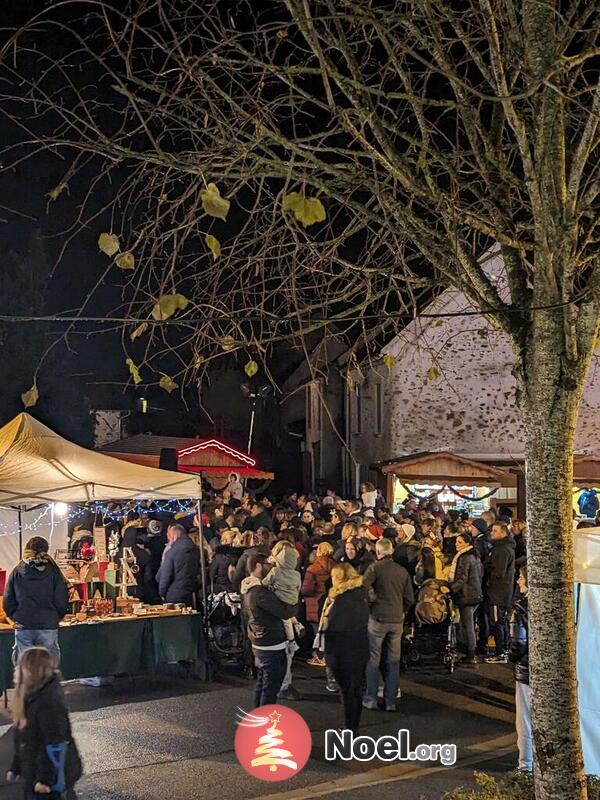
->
<box><xmin>473</xmin><ymin>532</ymin><xmax>491</xmax><ymax>562</ymax></box>
<box><xmin>324</xmin><ymin>586</ymin><xmax>369</xmax><ymax>670</ymax></box>
<box><xmin>158</xmin><ymin>534</ymin><xmax>199</xmax><ymax>604</ymax></box>
<box><xmin>450</xmin><ymin>550</ymin><xmax>483</xmax><ymax>607</ymax></box>
<box><xmin>209</xmin><ymin>546</ymin><xmax>237</xmax><ymax>593</ymax></box>
<box><xmin>514</xmin><ymin>533</ymin><xmax>527</xmax><ymax>569</ymax></box>
<box><xmin>4</xmin><ymin>558</ymin><xmax>69</xmax><ymax>630</ymax></box>
<box><xmin>393</xmin><ymin>542</ymin><xmax>420</xmax><ymax>576</ymax></box>
<box><xmin>142</xmin><ymin>533</ymin><xmax>168</xmax><ymax>577</ymax></box>
<box><xmin>11</xmin><ymin>676</ymin><xmax>82</xmax><ymax>791</ymax></box>
<box><xmin>483</xmin><ymin>536</ymin><xmax>516</xmax><ymax>607</ymax></box>
<box><xmin>243</xmin><ymin>585</ymin><xmax>296</xmax><ymax>648</ymax></box>
<box><xmin>118</xmin><ymin>529</ymin><xmax>153</xmax><ymax>602</ymax></box>
<box><xmin>508</xmin><ymin>594</ymin><xmax>529</xmax><ymax>683</ymax></box>
<box><xmin>243</xmin><ymin>510</ymin><xmax>273</xmax><ymax>532</ymax></box>
<box><xmin>362</xmin><ymin>556</ymin><xmax>414</xmax><ymax>624</ymax></box>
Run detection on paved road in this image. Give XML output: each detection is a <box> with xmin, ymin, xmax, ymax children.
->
<box><xmin>0</xmin><ymin>660</ymin><xmax>516</xmax><ymax>800</ymax></box>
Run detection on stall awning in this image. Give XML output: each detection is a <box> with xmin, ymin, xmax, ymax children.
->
<box><xmin>0</xmin><ymin>414</ymin><xmax>200</xmax><ymax>505</ymax></box>
<box><xmin>375</xmin><ymin>451</ymin><xmax>506</xmax><ymax>487</ymax></box>
<box><xmin>102</xmin><ymin>434</ymin><xmax>274</xmax><ymax>480</ymax></box>
<box><xmin>573</xmin><ymin>457</ymin><xmax>600</xmax><ymax>487</ymax></box>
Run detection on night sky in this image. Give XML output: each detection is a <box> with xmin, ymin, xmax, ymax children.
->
<box><xmin>0</xmin><ymin>1</ymin><xmax>298</xmax><ymax>464</ymax></box>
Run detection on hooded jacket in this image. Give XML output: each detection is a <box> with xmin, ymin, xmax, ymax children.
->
<box><xmin>483</xmin><ymin>535</ymin><xmax>516</xmax><ymax>607</ymax></box>
<box><xmin>158</xmin><ymin>533</ymin><xmax>200</xmax><ymax>604</ymax></box>
<box><xmin>4</xmin><ymin>555</ymin><xmax>69</xmax><ymax>630</ymax></box>
<box><xmin>262</xmin><ymin>545</ymin><xmax>300</xmax><ymax>605</ymax></box>
<box><xmin>10</xmin><ymin>676</ymin><xmax>82</xmax><ymax>790</ymax></box>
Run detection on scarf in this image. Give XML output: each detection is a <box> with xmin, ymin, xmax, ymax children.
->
<box><xmin>447</xmin><ymin>545</ymin><xmax>473</xmax><ymax>582</ymax></box>
<box><xmin>313</xmin><ymin>575</ymin><xmax>363</xmax><ymax>652</ymax></box>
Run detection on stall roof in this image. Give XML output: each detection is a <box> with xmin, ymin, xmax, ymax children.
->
<box><xmin>0</xmin><ymin>414</ymin><xmax>200</xmax><ymax>505</ymax></box>
<box><xmin>102</xmin><ymin>434</ymin><xmax>274</xmax><ymax>479</ymax></box>
<box><xmin>375</xmin><ymin>451</ymin><xmax>507</xmax><ymax>487</ymax></box>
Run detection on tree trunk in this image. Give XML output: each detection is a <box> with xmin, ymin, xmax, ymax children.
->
<box><xmin>520</xmin><ymin>320</ymin><xmax>588</xmax><ymax>800</ymax></box>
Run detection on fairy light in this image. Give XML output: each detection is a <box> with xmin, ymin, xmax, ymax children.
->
<box><xmin>0</xmin><ymin>498</ymin><xmax>194</xmax><ymax>537</ymax></box>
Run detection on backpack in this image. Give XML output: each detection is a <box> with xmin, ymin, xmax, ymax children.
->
<box><xmin>414</xmin><ymin>579</ymin><xmax>449</xmax><ymax>625</ymax></box>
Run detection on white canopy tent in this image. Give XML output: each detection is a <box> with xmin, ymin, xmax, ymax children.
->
<box><xmin>0</xmin><ymin>413</ymin><xmax>200</xmax><ymax>572</ymax></box>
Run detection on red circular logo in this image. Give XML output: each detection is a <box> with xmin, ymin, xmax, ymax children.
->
<box><xmin>234</xmin><ymin>704</ymin><xmax>312</xmax><ymax>782</ymax></box>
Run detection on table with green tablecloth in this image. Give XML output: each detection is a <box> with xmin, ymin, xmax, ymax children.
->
<box><xmin>0</xmin><ymin>614</ymin><xmax>208</xmax><ymax>692</ymax></box>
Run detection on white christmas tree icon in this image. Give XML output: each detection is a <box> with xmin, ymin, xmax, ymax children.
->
<box><xmin>251</xmin><ymin>711</ymin><xmax>298</xmax><ymax>773</ymax></box>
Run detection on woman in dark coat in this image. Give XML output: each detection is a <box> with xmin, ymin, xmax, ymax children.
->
<box><xmin>336</xmin><ymin>537</ymin><xmax>375</xmax><ymax>575</ymax></box>
<box><xmin>449</xmin><ymin>532</ymin><xmax>483</xmax><ymax>666</ymax></box>
<box><xmin>320</xmin><ymin>563</ymin><xmax>369</xmax><ymax>734</ymax></box>
<box><xmin>208</xmin><ymin>531</ymin><xmax>238</xmax><ymax>593</ymax></box>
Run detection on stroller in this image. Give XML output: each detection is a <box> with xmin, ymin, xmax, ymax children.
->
<box><xmin>206</xmin><ymin>590</ymin><xmax>246</xmax><ymax>669</ymax></box>
<box><xmin>401</xmin><ymin>579</ymin><xmax>459</xmax><ymax>674</ymax></box>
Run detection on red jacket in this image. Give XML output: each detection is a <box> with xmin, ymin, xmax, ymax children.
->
<box><xmin>301</xmin><ymin>556</ymin><xmax>334</xmax><ymax>622</ymax></box>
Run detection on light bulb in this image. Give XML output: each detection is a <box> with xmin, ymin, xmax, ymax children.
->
<box><xmin>53</xmin><ymin>502</ymin><xmax>68</xmax><ymax>518</ymax></box>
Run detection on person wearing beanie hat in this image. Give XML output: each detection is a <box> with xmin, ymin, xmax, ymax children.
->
<box><xmin>3</xmin><ymin>536</ymin><xmax>69</xmax><ymax>666</ymax></box>
<box><xmin>470</xmin><ymin>518</ymin><xmax>492</xmax><ymax>562</ymax></box>
<box><xmin>393</xmin><ymin>524</ymin><xmax>420</xmax><ymax>576</ymax></box>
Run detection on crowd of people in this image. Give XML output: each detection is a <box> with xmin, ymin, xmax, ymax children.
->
<box><xmin>1</xmin><ymin>476</ymin><xmax>534</xmax><ymax>795</ymax></box>
<box><xmin>189</xmin><ymin>476</ymin><xmax>531</xmax><ymax>766</ymax></box>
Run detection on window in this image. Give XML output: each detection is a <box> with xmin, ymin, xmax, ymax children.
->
<box><xmin>355</xmin><ymin>385</ymin><xmax>363</xmax><ymax>435</ymax></box>
<box><xmin>375</xmin><ymin>382</ymin><xmax>384</xmax><ymax>435</ymax></box>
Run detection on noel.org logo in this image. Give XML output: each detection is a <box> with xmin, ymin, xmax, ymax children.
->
<box><xmin>234</xmin><ymin>705</ymin><xmax>312</xmax><ymax>782</ymax></box>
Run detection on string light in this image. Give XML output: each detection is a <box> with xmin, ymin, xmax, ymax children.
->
<box><xmin>0</xmin><ymin>498</ymin><xmax>194</xmax><ymax>537</ymax></box>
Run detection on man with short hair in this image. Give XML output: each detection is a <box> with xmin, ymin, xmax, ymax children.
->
<box><xmin>4</xmin><ymin>536</ymin><xmax>69</xmax><ymax>665</ymax></box>
<box><xmin>483</xmin><ymin>522</ymin><xmax>516</xmax><ymax>662</ymax></box>
<box><xmin>233</xmin><ymin>528</ymin><xmax>272</xmax><ymax>590</ymax></box>
<box><xmin>242</xmin><ymin>554</ymin><xmax>296</xmax><ymax>707</ymax></box>
<box><xmin>158</xmin><ymin>524</ymin><xmax>200</xmax><ymax>605</ymax></box>
<box><xmin>243</xmin><ymin>501</ymin><xmax>273</xmax><ymax>533</ymax></box>
<box><xmin>362</xmin><ymin>537</ymin><xmax>414</xmax><ymax>711</ymax></box>
<box><xmin>345</xmin><ymin>499</ymin><xmax>363</xmax><ymax>524</ymax></box>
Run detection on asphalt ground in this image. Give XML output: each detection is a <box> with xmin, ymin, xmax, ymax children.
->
<box><xmin>0</xmin><ymin>657</ymin><xmax>516</xmax><ymax>800</ymax></box>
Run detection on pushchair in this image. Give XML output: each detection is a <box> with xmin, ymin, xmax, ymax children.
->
<box><xmin>206</xmin><ymin>590</ymin><xmax>246</xmax><ymax>669</ymax></box>
<box><xmin>401</xmin><ymin>579</ymin><xmax>459</xmax><ymax>674</ymax></box>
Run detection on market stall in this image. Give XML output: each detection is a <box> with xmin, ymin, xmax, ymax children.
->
<box><xmin>0</xmin><ymin>413</ymin><xmax>210</xmax><ymax>681</ymax></box>
<box><xmin>0</xmin><ymin>613</ymin><xmax>207</xmax><ymax>692</ymax></box>
<box><xmin>375</xmin><ymin>451</ymin><xmax>512</xmax><ymax>514</ymax></box>
<box><xmin>101</xmin><ymin>433</ymin><xmax>274</xmax><ymax>489</ymax></box>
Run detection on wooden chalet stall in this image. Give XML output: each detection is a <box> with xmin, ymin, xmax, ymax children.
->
<box><xmin>376</xmin><ymin>451</ymin><xmax>510</xmax><ymax>511</ymax></box>
<box><xmin>101</xmin><ymin>435</ymin><xmax>274</xmax><ymax>488</ymax></box>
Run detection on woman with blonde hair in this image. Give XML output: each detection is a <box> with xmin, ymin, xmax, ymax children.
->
<box><xmin>317</xmin><ymin>563</ymin><xmax>369</xmax><ymax>733</ymax></box>
<box><xmin>7</xmin><ymin>648</ymin><xmax>82</xmax><ymax>799</ymax></box>
<box><xmin>333</xmin><ymin>522</ymin><xmax>359</xmax><ymax>561</ymax></box>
